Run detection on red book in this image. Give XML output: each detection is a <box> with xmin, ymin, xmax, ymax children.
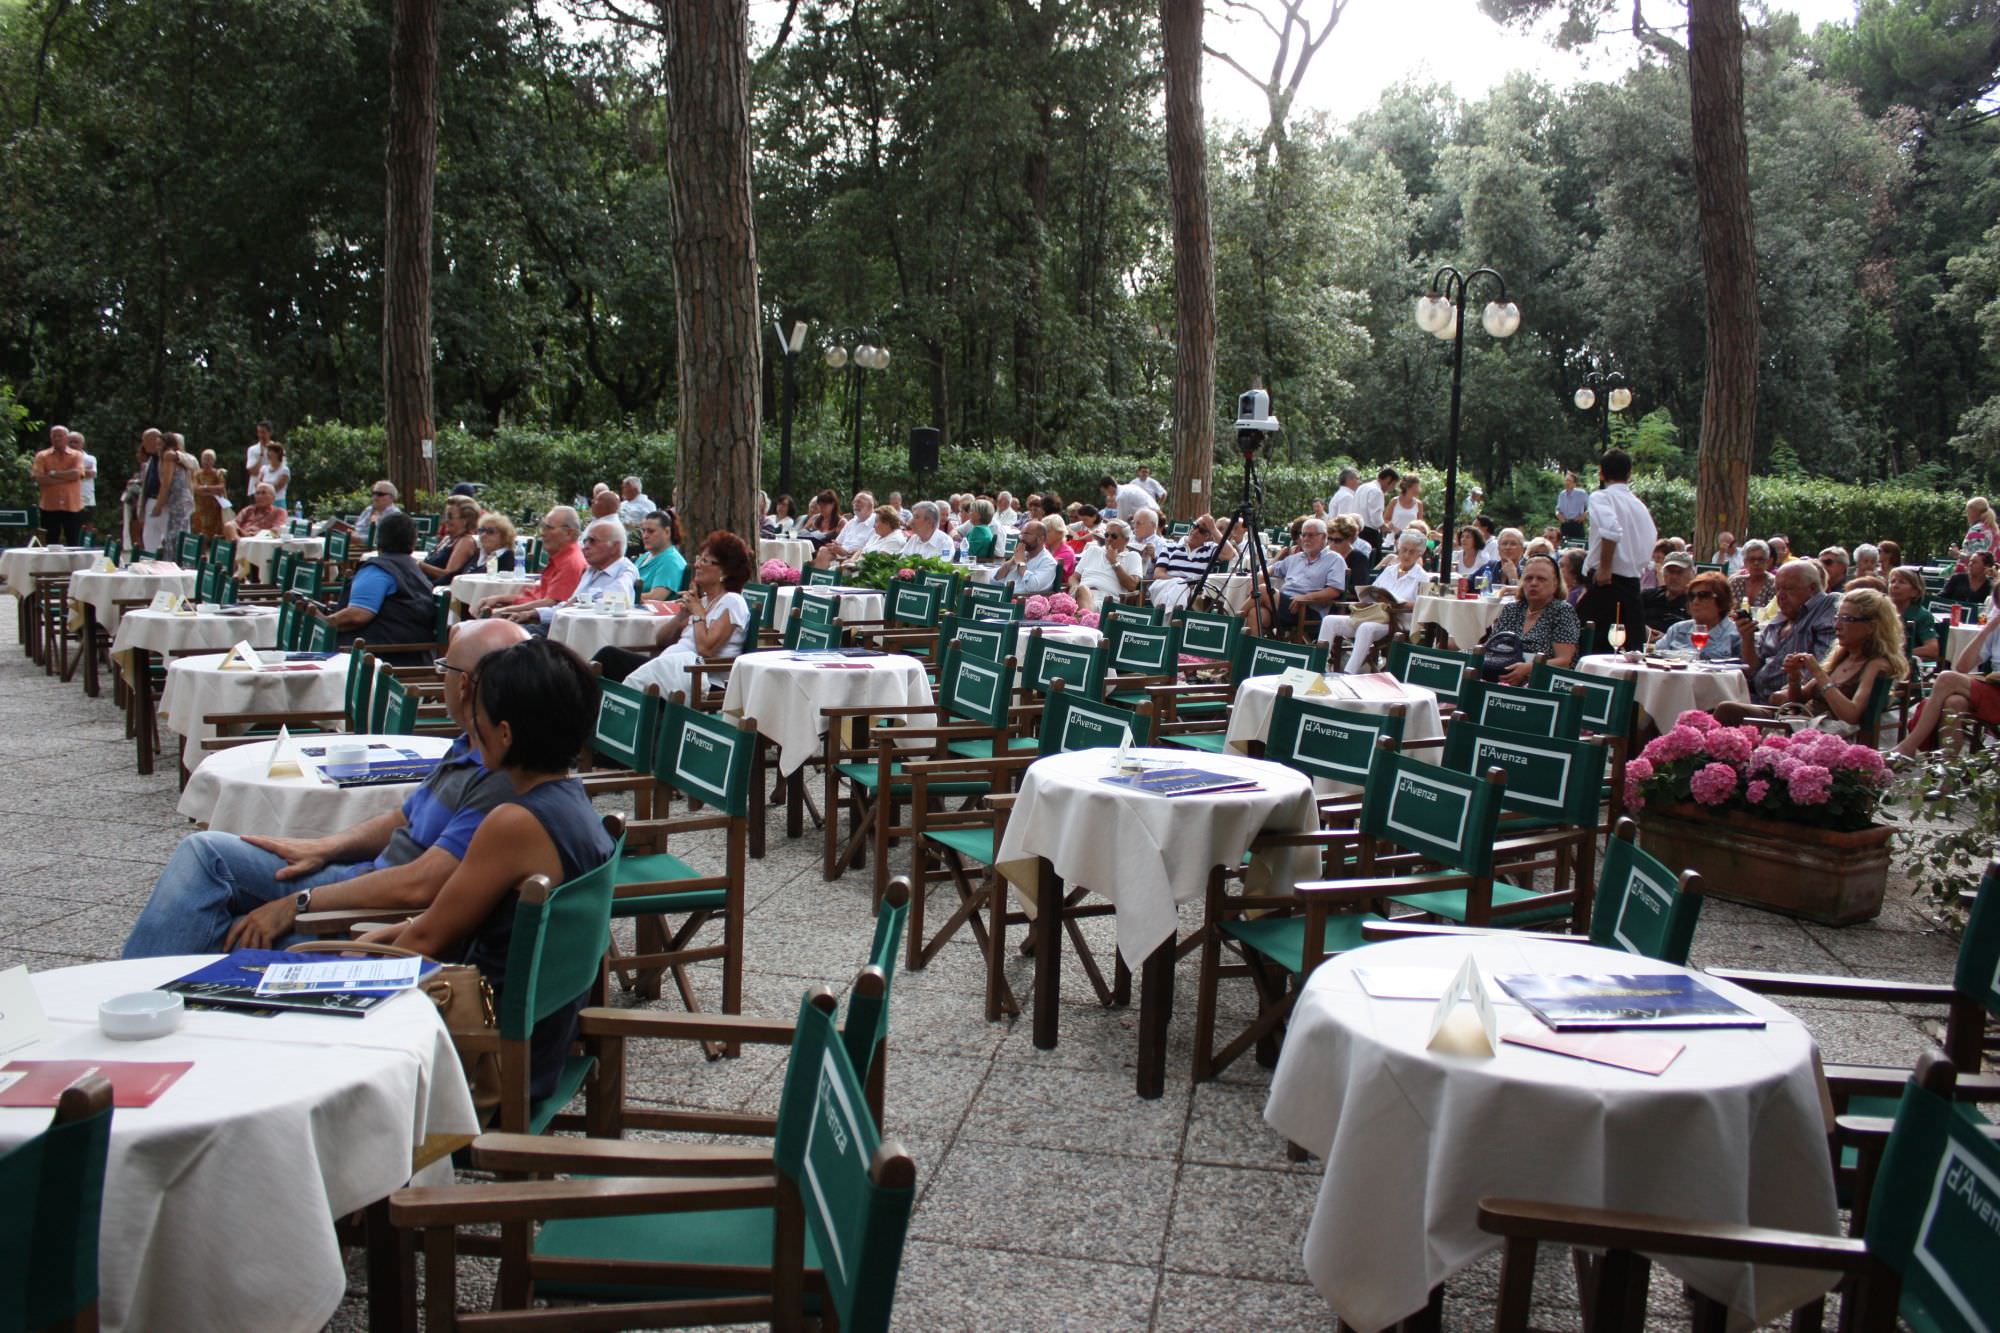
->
<box><xmin>0</xmin><ymin>1060</ymin><xmax>193</xmax><ymax>1107</ymax></box>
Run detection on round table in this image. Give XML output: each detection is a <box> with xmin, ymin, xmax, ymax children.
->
<box><xmin>1945</xmin><ymin>619</ymin><xmax>1992</xmax><ymax>663</ymax></box>
<box><xmin>720</xmin><ymin>648</ymin><xmax>933</xmax><ymax>776</ymax></box>
<box><xmin>179</xmin><ymin>731</ymin><xmax>456</xmax><ymax>837</ymax></box>
<box><xmin>769</xmin><ymin>585</ymin><xmax>886</xmax><ymax>629</ymax></box>
<box><xmin>0</xmin><ymin>544</ymin><xmax>104</xmax><ymax>597</ymax></box>
<box><xmin>0</xmin><ymin>956</ymin><xmax>479</xmax><ymax>1333</ymax></box>
<box><xmin>1009</xmin><ymin>622</ymin><xmax>1100</xmax><ymax>660</ymax></box>
<box><xmin>1413</xmin><ymin>593</ymin><xmax>1509</xmax><ymax>649</ymax></box>
<box><xmin>1265</xmin><ymin>935</ymin><xmax>1839</xmax><ymax>1332</ymax></box>
<box><xmin>111</xmin><ymin>606</ymin><xmax>281</xmax><ymax>657</ymax></box>
<box><xmin>1576</xmin><ymin>651</ymin><xmax>1749</xmax><ymax>725</ymax></box>
<box><xmin>159</xmin><ymin>648</ymin><xmax>352</xmax><ymax>771</ymax></box>
<box><xmin>449</xmin><ymin>570</ymin><xmax>537</xmax><ymax>614</ymax></box>
<box><xmin>70</xmin><ymin>567</ymin><xmax>197</xmax><ymax>635</ymax></box>
<box><xmin>758</xmin><ymin>536</ymin><xmax>813</xmax><ymax>571</ymax></box>
<box><xmin>234</xmin><ymin>533</ymin><xmax>324</xmax><ymax>582</ymax></box>
<box><xmin>1223</xmin><ymin>673</ymin><xmax>1443</xmax><ymax>790</ymax></box>
<box><xmin>990</xmin><ymin>746</ymin><xmax>1319</xmax><ymax>1096</ymax></box>
<box><xmin>548</xmin><ymin>605</ymin><xmax>671</xmax><ymax>660</ymax></box>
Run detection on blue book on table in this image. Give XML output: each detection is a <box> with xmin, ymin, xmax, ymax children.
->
<box><xmin>159</xmin><ymin>949</ymin><xmax>440</xmax><ymax>1018</ymax></box>
<box><xmin>1495</xmin><ymin>973</ymin><xmax>1766</xmax><ymax>1031</ymax></box>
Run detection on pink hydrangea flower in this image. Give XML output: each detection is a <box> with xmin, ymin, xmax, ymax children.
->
<box><xmin>1747</xmin><ymin>747</ymin><xmax>1783</xmax><ymax>775</ymax></box>
<box><xmin>1676</xmin><ymin>710</ymin><xmax>1720</xmax><ymax>733</ymax></box>
<box><xmin>1623</xmin><ymin>777</ymin><xmax>1647</xmax><ymax>810</ymax></box>
<box><xmin>1690</xmin><ymin>761</ymin><xmax>1738</xmax><ymax>806</ymax></box>
<box><xmin>1745</xmin><ymin>778</ymin><xmax>1771</xmax><ymax>804</ymax></box>
<box><xmin>1700</xmin><ymin>728</ymin><xmax>1753</xmax><ymax>765</ymax></box>
<box><xmin>896</xmin><ymin>567</ymin><xmax>916</xmax><ymax>580</ymax></box>
<box><xmin>1837</xmin><ymin>743</ymin><xmax>1885</xmax><ymax>774</ymax></box>
<box><xmin>1045</xmin><ymin>612</ymin><xmax>1077</xmax><ymax>626</ymax></box>
<box><xmin>1624</xmin><ymin>756</ymin><xmax>1655</xmax><ymax>785</ymax></box>
<box><xmin>1775</xmin><ymin>755</ymin><xmax>1803</xmax><ymax>780</ymax></box>
<box><xmin>1046</xmin><ymin>592</ymin><xmax>1079</xmax><ymax>617</ymax></box>
<box><xmin>1757</xmin><ymin>731</ymin><xmax>1792</xmax><ymax>751</ymax></box>
<box><xmin>758</xmin><ymin>559</ymin><xmax>801</xmax><ymax>586</ymax></box>
<box><xmin>1024</xmin><ymin>594</ymin><xmax>1051</xmax><ymax>619</ymax></box>
<box><xmin>1078</xmin><ymin>610</ymin><xmax>1101</xmax><ymax>629</ymax></box>
<box><xmin>1786</xmin><ymin>763</ymin><xmax>1833</xmax><ymax>805</ymax></box>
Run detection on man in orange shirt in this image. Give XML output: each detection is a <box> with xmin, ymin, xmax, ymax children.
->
<box><xmin>472</xmin><ymin>505</ymin><xmax>586</xmax><ymax>620</ymax></box>
<box><xmin>32</xmin><ymin>425</ymin><xmax>87</xmax><ymax>544</ymax></box>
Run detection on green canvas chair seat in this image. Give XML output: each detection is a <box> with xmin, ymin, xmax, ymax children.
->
<box><xmin>534</xmin><ymin>1207</ymin><xmax>830</xmax><ymax>1305</ymax></box>
<box><xmin>613</xmin><ymin>849</ymin><xmax>729</xmax><ymax>910</ymax></box>
<box><xmin>1164</xmin><ymin>728</ymin><xmax>1230</xmax><ymax>752</ymax></box>
<box><xmin>833</xmin><ymin>760</ymin><xmax>991</xmax><ymax>796</ymax></box>
<box><xmin>942</xmin><ymin>734</ymin><xmax>1040</xmax><ymax>760</ymax></box>
<box><xmin>1219</xmin><ymin>911</ymin><xmax>1381</xmax><ymax>975</ymax></box>
<box><xmin>923</xmin><ymin>824</ymin><xmax>997</xmax><ymax>865</ymax></box>
<box><xmin>1385</xmin><ymin>877</ymin><xmax>1572</xmax><ymax>926</ymax></box>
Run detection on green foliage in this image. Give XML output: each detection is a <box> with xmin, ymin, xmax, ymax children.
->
<box><xmin>0</xmin><ymin>381</ymin><xmax>34</xmax><ymax>509</ymax></box>
<box><xmin>844</xmin><ymin>551</ymin><xmax>962</xmax><ymax>592</ymax></box>
<box><xmin>1882</xmin><ymin>747</ymin><xmax>2000</xmax><ymax>920</ymax></box>
<box><xmin>1627</xmin><ymin>473</ymin><xmax>1966</xmax><ymax>560</ymax></box>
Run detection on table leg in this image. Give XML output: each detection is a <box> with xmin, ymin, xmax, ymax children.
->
<box><xmin>82</xmin><ymin>603</ymin><xmax>100</xmax><ymax>697</ymax></box>
<box><xmin>365</xmin><ymin>1195</ymin><xmax>416</xmax><ymax>1333</ymax></box>
<box><xmin>1032</xmin><ymin>858</ymin><xmax>1063</xmax><ymax>1051</ymax></box>
<box><xmin>785</xmin><ymin>769</ymin><xmax>805</xmax><ymax>839</ymax></box>
<box><xmin>1135</xmin><ymin>934</ymin><xmax>1176</xmax><ymax>1100</ymax></box>
<box><xmin>749</xmin><ymin>733</ymin><xmax>769</xmax><ymax>860</ymax></box>
<box><xmin>133</xmin><ymin>647</ymin><xmax>155</xmax><ymax>776</ymax></box>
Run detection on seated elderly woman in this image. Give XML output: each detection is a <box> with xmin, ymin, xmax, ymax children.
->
<box><xmin>358</xmin><ymin>637</ymin><xmax>613</xmax><ymax>1105</ymax></box>
<box><xmin>961</xmin><ymin>497</ymin><xmax>998</xmax><ymax>560</ymax></box>
<box><xmin>1729</xmin><ymin>538</ymin><xmax>1778</xmax><ymax>610</ymax></box>
<box><xmin>1851</xmin><ymin>543</ymin><xmax>1881</xmax><ymax>584</ymax></box>
<box><xmin>465</xmin><ymin>511</ymin><xmax>517</xmax><ymax>574</ymax></box>
<box><xmin>1319</xmin><ymin>529</ymin><xmax>1430</xmax><ymax>674</ymax></box>
<box><xmin>1071</xmin><ymin>518</ymin><xmax>1143</xmax><ymax>609</ymax></box>
<box><xmin>1888</xmin><ymin>566</ymin><xmax>1941</xmax><ymax>665</ymax></box>
<box><xmin>1655</xmin><ymin>570</ymin><xmax>1742</xmax><ymax>660</ymax></box>
<box><xmin>812</xmin><ymin>504</ymin><xmax>904</xmax><ymax>568</ymax></box>
<box><xmin>1715</xmin><ymin>587</ymin><xmax>1908</xmax><ymax>735</ymax></box>
<box><xmin>1468</xmin><ymin>527</ymin><xmax>1526</xmax><ymax>588</ymax></box>
<box><xmin>1476</xmin><ymin>552</ymin><xmax>1580</xmax><ymax>683</ymax></box>
<box><xmin>1893</xmin><ymin>591</ymin><xmax>2000</xmax><ymax>757</ymax></box>
<box><xmin>235</xmin><ymin>483</ymin><xmax>288</xmax><ymax>537</ymax></box>
<box><xmin>595</xmin><ymin>531</ymin><xmax>754</xmax><ymax>698</ymax></box>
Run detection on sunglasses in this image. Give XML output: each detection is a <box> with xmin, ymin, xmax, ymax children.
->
<box><xmin>1834</xmin><ymin>614</ymin><xmax>1870</xmax><ymax>624</ymax></box>
<box><xmin>372</xmin><ymin>490</ymin><xmax>393</xmax><ymax>498</ymax></box>
<box><xmin>477</xmin><ymin>525</ymin><xmax>501</xmax><ymax>534</ymax></box>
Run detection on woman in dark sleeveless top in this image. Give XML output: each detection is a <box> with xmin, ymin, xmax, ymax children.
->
<box><xmin>360</xmin><ymin>638</ymin><xmax>611</xmax><ymax>1102</ymax></box>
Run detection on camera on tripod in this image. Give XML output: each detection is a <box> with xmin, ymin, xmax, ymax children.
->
<box><xmin>1234</xmin><ymin>388</ymin><xmax>1280</xmax><ymax>460</ymax></box>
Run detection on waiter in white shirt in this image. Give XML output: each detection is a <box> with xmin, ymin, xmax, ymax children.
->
<box><xmin>1576</xmin><ymin>448</ymin><xmax>1656</xmax><ymax>651</ymax></box>
<box><xmin>1328</xmin><ymin>468</ymin><xmax>1363</xmax><ymax>524</ymax></box>
<box><xmin>1132</xmin><ymin>465</ymin><xmax>1167</xmax><ymax>511</ymax></box>
<box><xmin>1357</xmin><ymin>466</ymin><xmax>1394</xmax><ymax>551</ymax></box>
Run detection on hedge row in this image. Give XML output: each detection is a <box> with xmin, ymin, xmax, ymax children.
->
<box><xmin>276</xmin><ymin>424</ymin><xmax>1968</xmax><ymax>562</ymax></box>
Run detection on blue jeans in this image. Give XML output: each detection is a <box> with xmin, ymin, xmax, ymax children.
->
<box><xmin>121</xmin><ymin>832</ymin><xmax>374</xmax><ymax>958</ymax></box>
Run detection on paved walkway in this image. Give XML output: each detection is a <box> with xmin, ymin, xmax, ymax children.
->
<box><xmin>0</xmin><ymin>609</ymin><xmax>1964</xmax><ymax>1330</ymax></box>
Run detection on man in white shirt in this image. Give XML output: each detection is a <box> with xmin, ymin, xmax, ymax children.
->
<box><xmin>1130</xmin><ymin>508</ymin><xmax>1165</xmax><ymax>570</ymax></box>
<box><xmin>70</xmin><ymin>433</ymin><xmax>98</xmax><ymax>534</ymax></box>
<box><xmin>1101</xmin><ymin>474</ymin><xmax>1153</xmax><ymax>523</ymax></box>
<box><xmin>1357</xmin><ymin>466</ymin><xmax>1395</xmax><ymax>549</ymax></box>
<box><xmin>244</xmin><ymin>420</ymin><xmax>276</xmax><ymax>489</ymax></box>
<box><xmin>992</xmin><ymin>492</ymin><xmax>1022</xmax><ymax>529</ymax></box>
<box><xmin>995</xmin><ymin>519</ymin><xmax>1060</xmax><ymax>596</ymax></box>
<box><xmin>616</xmin><ymin>476</ymin><xmax>655</xmax><ymax>529</ymax></box>
<box><xmin>1132</xmin><ymin>465</ymin><xmax>1167</xmax><ymax>509</ymax></box>
<box><xmin>1256</xmin><ymin>518</ymin><xmax>1345</xmax><ymax>638</ymax></box>
<box><xmin>832</xmin><ymin>491</ymin><xmax>877</xmax><ymax>558</ymax></box>
<box><xmin>1577</xmin><ymin>448</ymin><xmax>1657</xmax><ymax>651</ymax></box>
<box><xmin>1328</xmin><ymin>468</ymin><xmax>1362</xmax><ymax>522</ymax></box>
<box><xmin>904</xmin><ymin>501</ymin><xmax>954</xmax><ymax>560</ymax></box>
<box><xmin>533</xmin><ymin>518</ymin><xmax>637</xmax><ymax>631</ymax></box>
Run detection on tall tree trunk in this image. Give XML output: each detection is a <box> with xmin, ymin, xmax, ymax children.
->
<box><xmin>1688</xmin><ymin>0</ymin><xmax>1757</xmax><ymax>554</ymax></box>
<box><xmin>660</xmin><ymin>0</ymin><xmax>761</xmax><ymax>545</ymax></box>
<box><xmin>1163</xmin><ymin>0</ymin><xmax>1215</xmax><ymax>519</ymax></box>
<box><xmin>382</xmin><ymin>0</ymin><xmax>439</xmax><ymax>499</ymax></box>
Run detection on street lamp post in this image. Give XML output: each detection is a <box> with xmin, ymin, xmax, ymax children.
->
<box><xmin>1571</xmin><ymin>368</ymin><xmax>1633</xmax><ymax>450</ymax></box>
<box><xmin>824</xmin><ymin>328</ymin><xmax>889</xmax><ymax>495</ymax></box>
<box><xmin>1413</xmin><ymin>266</ymin><xmax>1520</xmax><ymax>590</ymax></box>
<box><xmin>773</xmin><ymin>320</ymin><xmax>809</xmax><ymax>501</ymax></box>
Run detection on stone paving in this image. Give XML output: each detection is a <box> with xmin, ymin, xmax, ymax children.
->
<box><xmin>0</xmin><ymin>609</ymin><xmax>1969</xmax><ymax>1331</ymax></box>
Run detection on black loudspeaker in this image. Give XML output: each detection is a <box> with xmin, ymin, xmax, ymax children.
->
<box><xmin>909</xmin><ymin>426</ymin><xmax>941</xmax><ymax>473</ymax></box>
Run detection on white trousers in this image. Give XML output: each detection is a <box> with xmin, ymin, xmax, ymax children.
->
<box><xmin>1318</xmin><ymin>614</ymin><xmax>1391</xmax><ymax>674</ymax></box>
<box><xmin>625</xmin><ymin>643</ymin><xmax>701</xmax><ymax>703</ymax></box>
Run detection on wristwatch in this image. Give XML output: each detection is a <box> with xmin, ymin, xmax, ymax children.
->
<box><xmin>294</xmin><ymin>888</ymin><xmax>312</xmax><ymax>916</ymax></box>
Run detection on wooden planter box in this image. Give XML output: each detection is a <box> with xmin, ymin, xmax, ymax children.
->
<box><xmin>1637</xmin><ymin>802</ymin><xmax>1894</xmax><ymax>927</ymax></box>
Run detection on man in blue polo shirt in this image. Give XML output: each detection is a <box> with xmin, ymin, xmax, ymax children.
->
<box><xmin>121</xmin><ymin>618</ymin><xmax>531</xmax><ymax>956</ymax></box>
<box><xmin>1255</xmin><ymin>518</ymin><xmax>1345</xmax><ymax>637</ymax></box>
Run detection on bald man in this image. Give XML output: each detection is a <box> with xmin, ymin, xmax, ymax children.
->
<box><xmin>123</xmin><ymin>618</ymin><xmax>532</xmax><ymax>955</ymax></box>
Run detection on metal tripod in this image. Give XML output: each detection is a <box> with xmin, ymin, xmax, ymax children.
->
<box><xmin>1189</xmin><ymin>450</ymin><xmax>1276</xmax><ymax>635</ymax></box>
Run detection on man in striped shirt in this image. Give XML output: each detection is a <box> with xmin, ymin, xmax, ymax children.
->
<box><xmin>1148</xmin><ymin>513</ymin><xmax>1237</xmax><ymax>611</ymax></box>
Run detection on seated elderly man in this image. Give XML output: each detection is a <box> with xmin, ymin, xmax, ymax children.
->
<box><xmin>122</xmin><ymin>619</ymin><xmax>530</xmax><ymax>956</ymax></box>
<box><xmin>903</xmin><ymin>501</ymin><xmax>954</xmax><ymax>560</ymax></box>
<box><xmin>1256</xmin><ymin>517</ymin><xmax>1344</xmax><ymax>637</ymax></box>
<box><xmin>235</xmin><ymin>483</ymin><xmax>288</xmax><ymax>536</ymax></box>
<box><xmin>828</xmin><ymin>490</ymin><xmax>878</xmax><ymax>561</ymax></box>
<box><xmin>1731</xmin><ymin>558</ymin><xmax>1838</xmax><ymax>704</ymax></box>
<box><xmin>326</xmin><ymin>512</ymin><xmax>438</xmax><ymax>662</ymax></box>
<box><xmin>516</xmin><ymin>517</ymin><xmax>636</xmax><ymax>634</ymax></box>
<box><xmin>1130</xmin><ymin>507</ymin><xmax>1165</xmax><ymax>568</ymax></box>
<box><xmin>472</xmin><ymin>506</ymin><xmax>587</xmax><ymax>619</ymax></box>
<box><xmin>1148</xmin><ymin>514</ymin><xmax>1237</xmax><ymax>612</ymax></box>
<box><xmin>588</xmin><ymin>489</ymin><xmax>621</xmax><ymax>523</ymax></box>
<box><xmin>994</xmin><ymin>518</ymin><xmax>1060</xmax><ymax>596</ymax></box>
<box><xmin>1642</xmin><ymin>551</ymin><xmax>1695</xmax><ymax>637</ymax></box>
<box><xmin>1319</xmin><ymin>530</ymin><xmax>1431</xmax><ymax>673</ymax></box>
<box><xmin>351</xmin><ymin>480</ymin><xmax>401</xmax><ymax>542</ymax></box>
<box><xmin>813</xmin><ymin>503</ymin><xmax>906</xmax><ymax>568</ymax></box>
<box><xmin>992</xmin><ymin>491</ymin><xmax>1022</xmax><ymax>529</ymax></box>
<box><xmin>1819</xmin><ymin>546</ymin><xmax>1851</xmax><ymax>592</ymax></box>
<box><xmin>616</xmin><ymin>475</ymin><xmax>654</xmax><ymax>528</ymax></box>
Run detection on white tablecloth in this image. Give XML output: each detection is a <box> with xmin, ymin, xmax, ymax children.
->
<box><xmin>769</xmin><ymin>585</ymin><xmax>886</xmax><ymax>629</ymax></box>
<box><xmin>0</xmin><ymin>956</ymin><xmax>479</xmax><ymax>1333</ymax></box>
<box><xmin>1945</xmin><ymin>621</ymin><xmax>1991</xmax><ymax>663</ymax></box>
<box><xmin>1224</xmin><ymin>674</ymin><xmax>1443</xmax><ymax>790</ymax></box>
<box><xmin>1266</xmin><ymin>935</ymin><xmax>1837</xmax><ymax>1332</ymax></box>
<box><xmin>111</xmin><ymin>607</ymin><xmax>281</xmax><ymax>658</ymax></box>
<box><xmin>179</xmin><ymin>732</ymin><xmax>455</xmax><ymax>837</ymax></box>
<box><xmin>548</xmin><ymin>606</ymin><xmax>671</xmax><ymax>660</ymax></box>
<box><xmin>1010</xmin><ymin>623</ymin><xmax>1100</xmax><ymax>660</ymax></box>
<box><xmin>720</xmin><ymin>648</ymin><xmax>933</xmax><ymax>776</ymax></box>
<box><xmin>234</xmin><ymin>534</ymin><xmax>324</xmax><ymax>582</ymax></box>
<box><xmin>0</xmin><ymin>545</ymin><xmax>104</xmax><ymax>597</ymax></box>
<box><xmin>1576</xmin><ymin>652</ymin><xmax>1749</xmax><ymax>725</ymax></box>
<box><xmin>449</xmin><ymin>570</ymin><xmax>537</xmax><ymax>612</ymax></box>
<box><xmin>758</xmin><ymin>537</ymin><xmax>813</xmax><ymax>570</ymax></box>
<box><xmin>992</xmin><ymin>747</ymin><xmax>1318</xmax><ymax>966</ymax></box>
<box><xmin>159</xmin><ymin>649</ymin><xmax>353</xmax><ymax>769</ymax></box>
<box><xmin>70</xmin><ymin>568</ymin><xmax>198</xmax><ymax>634</ymax></box>
<box><xmin>1413</xmin><ymin>594</ymin><xmax>1508</xmax><ymax>649</ymax></box>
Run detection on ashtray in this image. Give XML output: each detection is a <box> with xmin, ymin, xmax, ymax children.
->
<box><xmin>99</xmin><ymin>990</ymin><xmax>184</xmax><ymax>1040</ymax></box>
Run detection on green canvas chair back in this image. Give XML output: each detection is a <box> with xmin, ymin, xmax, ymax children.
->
<box><xmin>220</xmin><ymin>575</ymin><xmax>239</xmax><ymax>603</ymax></box>
<box><xmin>967</xmin><ymin>599</ymin><xmax>1022</xmax><ymax>623</ymax></box>
<box><xmin>941</xmin><ymin>616</ymin><xmax>1010</xmax><ymax>664</ymax></box>
<box><xmin>0</xmin><ymin>509</ymin><xmax>32</xmax><ymax>542</ymax></box>
<box><xmin>1459</xmin><ymin>680</ymin><xmax>1582</xmax><ymax>740</ymax></box>
<box><xmin>1022</xmin><ymin>633</ymin><xmax>1107</xmax><ymax>700</ymax></box>
<box><xmin>271</xmin><ymin>549</ymin><xmax>298</xmax><ymax>590</ymax></box>
<box><xmin>0</xmin><ymin>1078</ymin><xmax>112</xmax><ymax>1331</ymax></box>
<box><xmin>368</xmin><ymin>662</ymin><xmax>398</xmax><ymax>733</ymax></box>
<box><xmin>1166</xmin><ymin>521</ymin><xmax>1193</xmax><ymax>538</ymax></box>
<box><xmin>1106</xmin><ymin>619</ymin><xmax>1180</xmax><ymax>677</ymax></box>
<box><xmin>288</xmin><ymin>517</ymin><xmax>310</xmax><ymax>536</ymax></box>
<box><xmin>177</xmin><ymin>532</ymin><xmax>203</xmax><ymax>564</ymax></box>
<box><xmin>380</xmin><ymin>675</ymin><xmax>420</xmax><ymax>734</ymax></box>
<box><xmin>102</xmin><ymin>538</ymin><xmax>121</xmax><ymax>565</ymax></box>
<box><xmin>790</xmin><ymin>619</ymin><xmax>844</xmax><ymax>653</ymax></box>
<box><xmin>1695</xmin><ymin>562</ymin><xmax>1725</xmax><ymax>574</ymax></box>
<box><xmin>886</xmin><ymin>580</ymin><xmax>944</xmax><ymax>628</ymax></box>
<box><xmin>411</xmin><ymin>513</ymin><xmax>438</xmax><ymax>540</ymax></box>
<box><xmin>1265</xmin><ymin>692</ymin><xmax>1407</xmax><ymax>790</ymax></box>
<box><xmin>1100</xmin><ymin>600</ymin><xmax>1164</xmax><ymax>632</ymax></box>
<box><xmin>324</xmin><ymin>528</ymin><xmax>351</xmax><ymax>563</ymax></box>
<box><xmin>1441</xmin><ymin>721</ymin><xmax>1608</xmax><ymax>829</ymax></box>
<box><xmin>1038</xmin><ymin>681</ymin><xmax>1146</xmax><ymax>753</ymax></box>
<box><xmin>796</xmin><ymin>590</ymin><xmax>840</xmax><ymax>630</ymax></box>
<box><xmin>289</xmin><ymin>560</ymin><xmax>324</xmax><ymax>598</ymax></box>
<box><xmin>1359</xmin><ymin>747</ymin><xmax>1504</xmax><ymax>878</ymax></box>
<box><xmin>1236</xmin><ymin>634</ymin><xmax>1327</xmax><ymax>680</ymax></box>
<box><xmin>1574</xmin><ymin>621</ymin><xmax>1597</xmax><ymax>656</ymax></box>
<box><xmin>1952</xmin><ymin>859</ymin><xmax>2000</xmax><ymax>1026</ymax></box>
<box><xmin>938</xmin><ymin>640</ymin><xmax>1014</xmax><ymax>730</ymax></box>
<box><xmin>741</xmin><ymin>582</ymin><xmax>775</xmax><ymax>629</ymax></box>
<box><xmin>1388</xmin><ymin>640</ymin><xmax>1479</xmax><ymax>708</ymax></box>
<box><xmin>843</xmin><ymin>893</ymin><xmax>912</xmax><ymax>1077</ymax></box>
<box><xmin>591</xmin><ymin>678</ymin><xmax>661</xmax><ymax>772</ymax></box>
<box><xmin>275</xmin><ymin>596</ymin><xmax>298</xmax><ymax>649</ymax></box>
<box><xmin>524</xmin><ymin>538</ymin><xmax>546</xmax><ymax>573</ymax></box>
<box><xmin>1859</xmin><ymin>674</ymin><xmax>1893</xmax><ymax>738</ymax></box>
<box><xmin>196</xmin><ymin>564</ymin><xmax>220</xmax><ymax>602</ymax></box>
<box><xmin>805</xmin><ymin>566</ymin><xmax>841</xmax><ymax>587</ymax></box>
<box><xmin>209</xmin><ymin>538</ymin><xmax>235</xmax><ymax>571</ymax></box>
<box><xmin>1529</xmin><ymin>661</ymin><xmax>1636</xmax><ymax>738</ymax></box>
<box><xmin>959</xmin><ymin>582</ymin><xmax>1012</xmax><ymax>615</ymax></box>
<box><xmin>652</xmin><ymin>698</ymin><xmax>757</xmax><ymax>816</ymax></box>
<box><xmin>1176</xmin><ymin>608</ymin><xmax>1241</xmax><ymax>664</ymax></box>
<box><xmin>770</xmin><ymin>991</ymin><xmax>917</xmax><ymax>1333</ymax></box>
<box><xmin>344</xmin><ymin>640</ymin><xmax>374</xmax><ymax>730</ymax></box>
<box><xmin>308</xmin><ymin>612</ymin><xmax>337</xmax><ymax>653</ymax></box>
<box><xmin>1588</xmin><ymin>821</ymin><xmax>1702</xmax><ymax>965</ymax></box>
<box><xmin>917</xmin><ymin>570</ymin><xmax>959</xmax><ymax>608</ymax></box>
<box><xmin>1864</xmin><ymin>1059</ymin><xmax>2000</xmax><ymax>1333</ymax></box>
